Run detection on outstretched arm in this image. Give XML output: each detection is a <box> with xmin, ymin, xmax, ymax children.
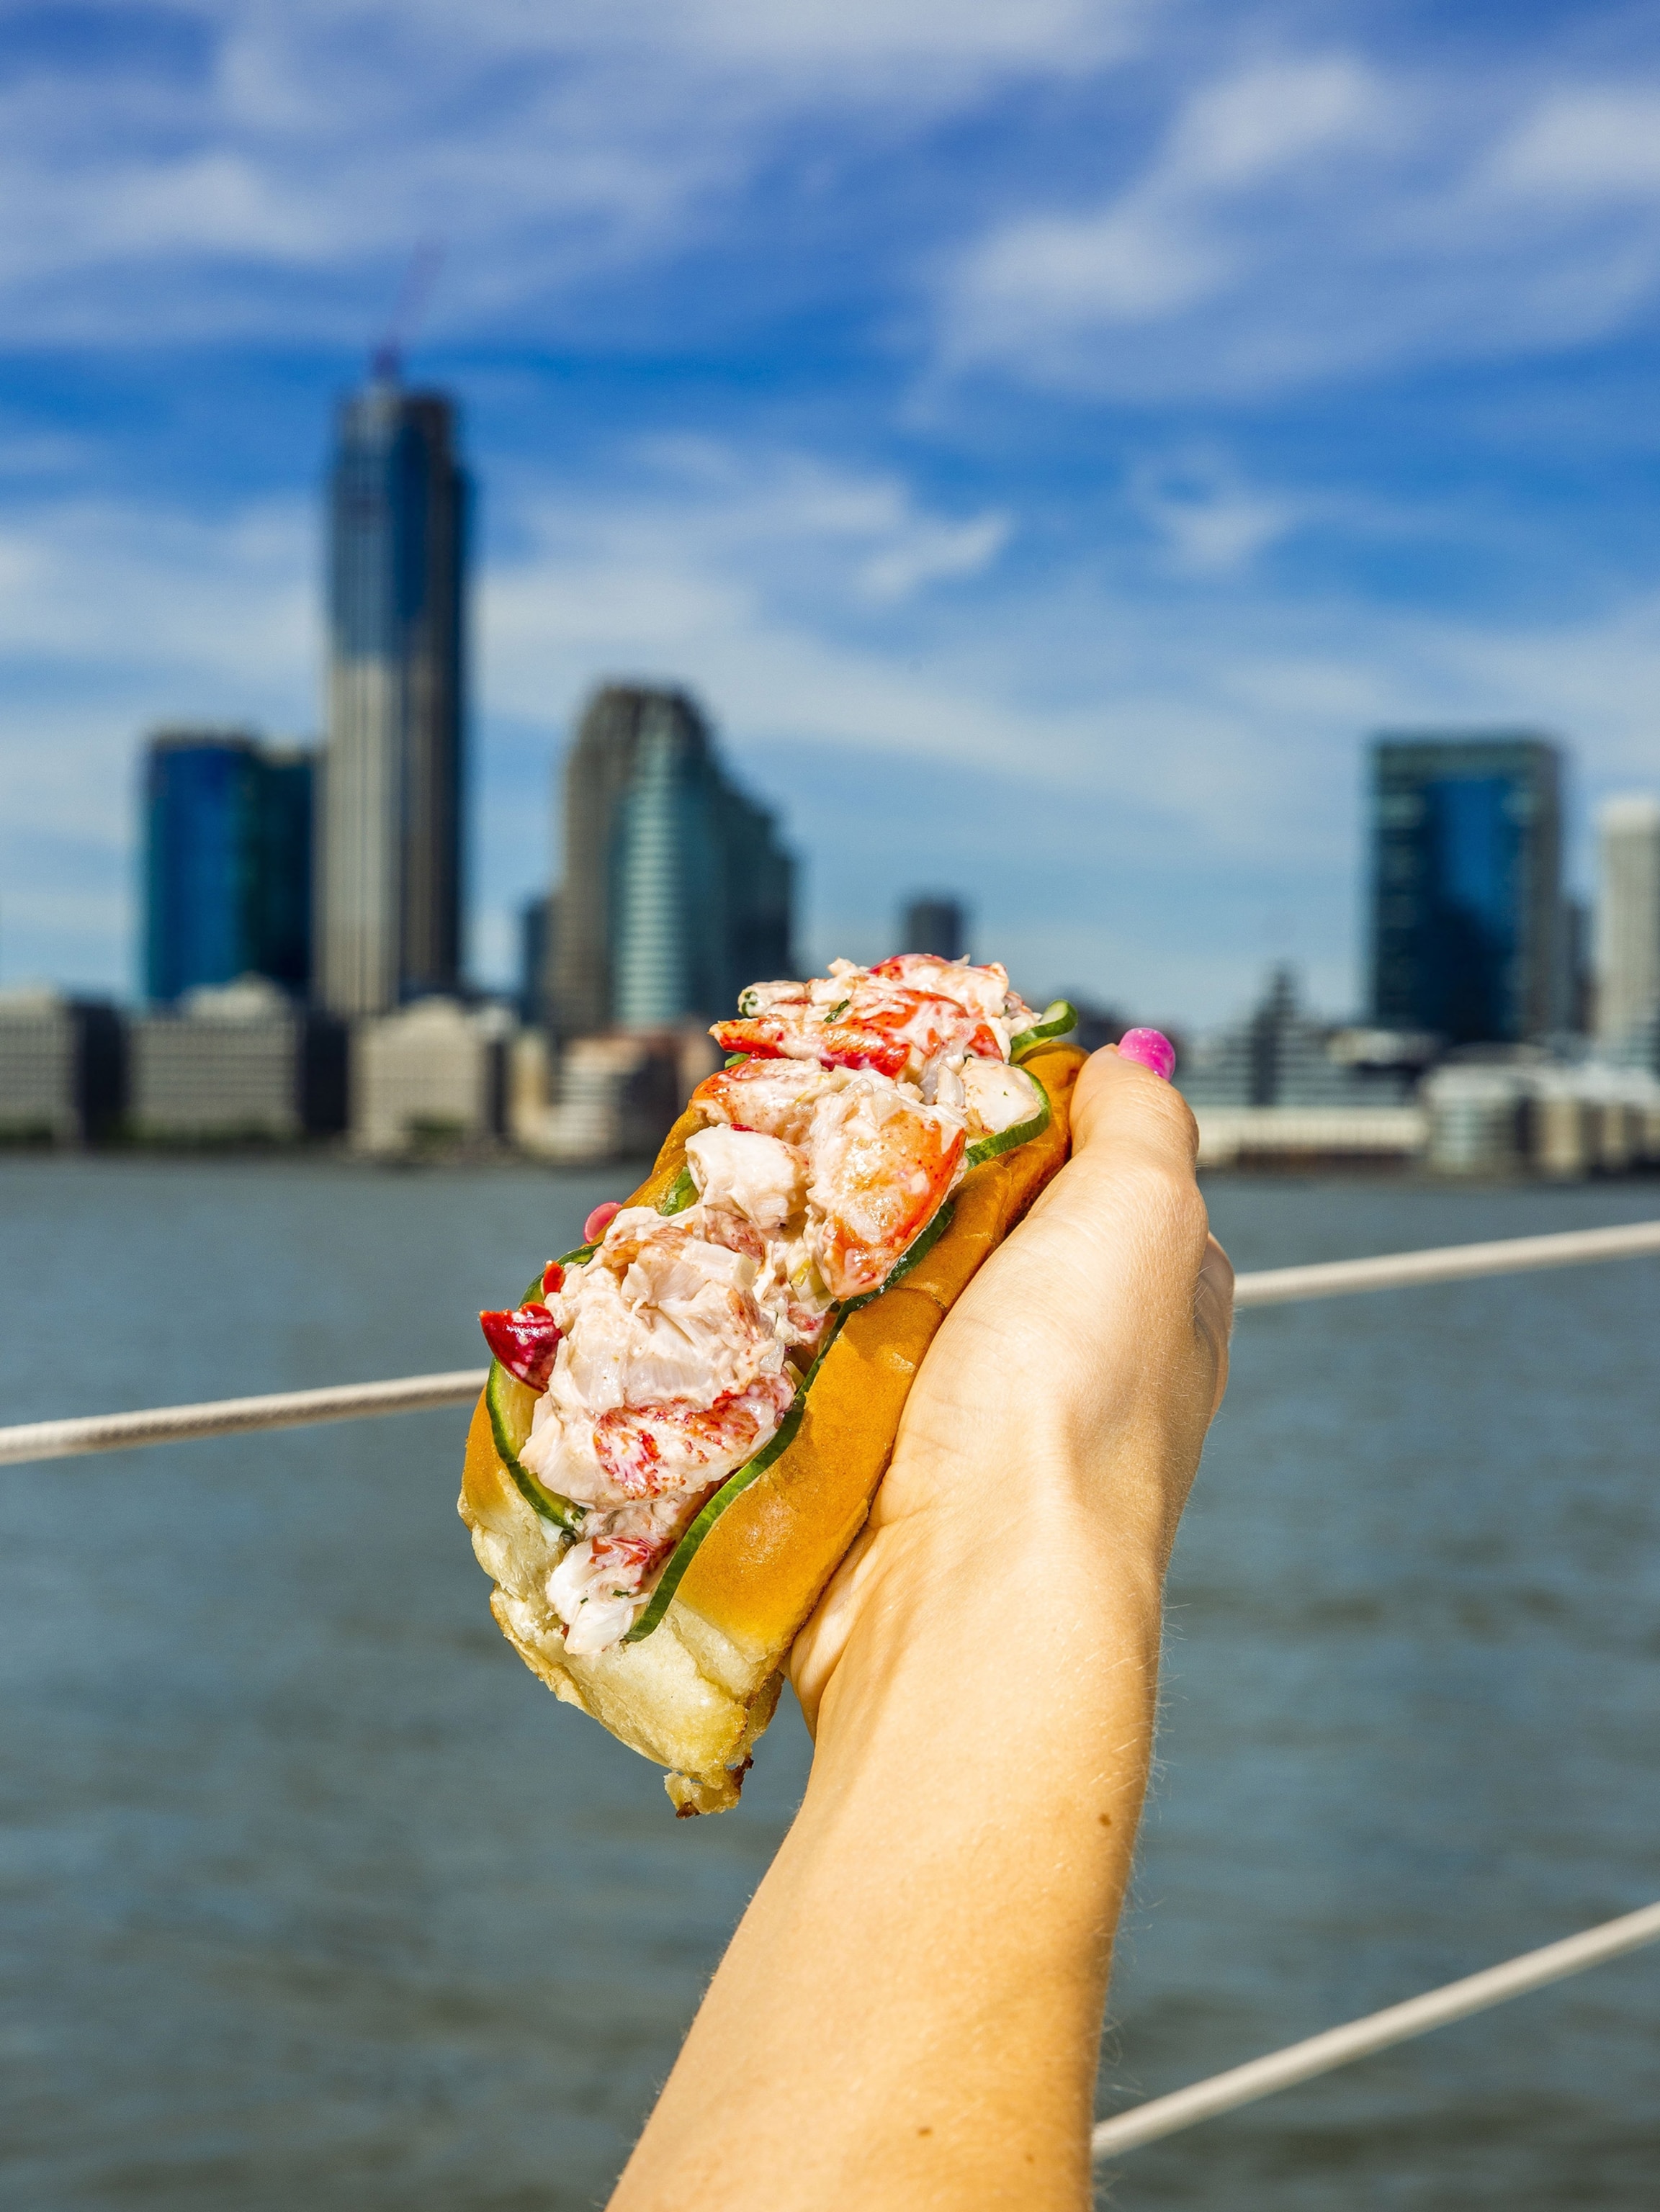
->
<box><xmin>611</xmin><ymin>1044</ymin><xmax>1234</xmax><ymax>2211</ymax></box>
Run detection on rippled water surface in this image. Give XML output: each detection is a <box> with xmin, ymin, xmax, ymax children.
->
<box><xmin>2</xmin><ymin>1158</ymin><xmax>1658</xmax><ymax>2208</ymax></box>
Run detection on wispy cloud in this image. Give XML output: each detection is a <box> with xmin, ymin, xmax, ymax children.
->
<box><xmin>0</xmin><ymin>0</ymin><xmax>1142</xmax><ymax>344</ymax></box>
<box><xmin>941</xmin><ymin>49</ymin><xmax>1660</xmax><ymax>398</ymax></box>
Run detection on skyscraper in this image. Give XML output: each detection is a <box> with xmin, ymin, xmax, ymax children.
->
<box><xmin>900</xmin><ymin>896</ymin><xmax>966</xmax><ymax>962</ymax></box>
<box><xmin>320</xmin><ymin>376</ymin><xmax>466</xmax><ymax>1015</ymax></box>
<box><xmin>518</xmin><ymin>891</ymin><xmax>554</xmax><ymax>1028</ymax></box>
<box><xmin>1370</xmin><ymin>733</ymin><xmax>1565</xmax><ymax>1045</ymax></box>
<box><xmin>143</xmin><ymin>730</ymin><xmax>315</xmax><ymax>1003</ymax></box>
<box><xmin>551</xmin><ymin>686</ymin><xmax>793</xmax><ymax>1037</ymax></box>
<box><xmin>1595</xmin><ymin>793</ymin><xmax>1660</xmax><ymax>1046</ymax></box>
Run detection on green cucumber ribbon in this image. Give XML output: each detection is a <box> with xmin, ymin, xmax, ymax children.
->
<box><xmin>1009</xmin><ymin>999</ymin><xmax>1077</xmax><ymax>1061</ymax></box>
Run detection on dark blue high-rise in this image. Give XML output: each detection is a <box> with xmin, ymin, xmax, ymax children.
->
<box><xmin>1369</xmin><ymin>733</ymin><xmax>1564</xmax><ymax>1045</ymax></box>
<box><xmin>143</xmin><ymin>732</ymin><xmax>314</xmax><ymax>1004</ymax></box>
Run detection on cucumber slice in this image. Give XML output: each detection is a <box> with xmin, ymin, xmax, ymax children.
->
<box><xmin>1010</xmin><ymin>999</ymin><xmax>1077</xmax><ymax>1061</ymax></box>
<box><xmin>658</xmin><ymin>1164</ymin><xmax>698</xmax><ymax>1215</ymax></box>
<box><xmin>620</xmin><ymin>1360</ymin><xmax>817</xmax><ymax>1644</ymax></box>
<box><xmin>965</xmin><ymin>1082</ymin><xmax>1051</xmax><ymax>1168</ymax></box>
<box><xmin>487</xmin><ymin>1358</ymin><xmax>584</xmax><ymax>1532</ymax></box>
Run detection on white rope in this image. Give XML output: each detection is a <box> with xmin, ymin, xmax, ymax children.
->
<box><xmin>1232</xmin><ymin>1216</ymin><xmax>1660</xmax><ymax>1308</ymax></box>
<box><xmin>0</xmin><ymin>1370</ymin><xmax>487</xmax><ymax>1465</ymax></box>
<box><xmin>1093</xmin><ymin>1898</ymin><xmax>1660</xmax><ymax>2159</ymax></box>
<box><xmin>0</xmin><ymin>1218</ymin><xmax>1655</xmax><ymax>1468</ymax></box>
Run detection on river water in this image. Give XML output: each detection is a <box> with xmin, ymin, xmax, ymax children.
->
<box><xmin>1</xmin><ymin>1159</ymin><xmax>1657</xmax><ymax>2208</ymax></box>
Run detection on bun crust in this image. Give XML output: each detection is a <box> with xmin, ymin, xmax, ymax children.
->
<box><xmin>459</xmin><ymin>1041</ymin><xmax>1086</xmax><ymax>1814</ymax></box>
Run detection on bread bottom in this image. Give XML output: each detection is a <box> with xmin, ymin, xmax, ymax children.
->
<box><xmin>460</xmin><ymin>1397</ymin><xmax>781</xmax><ymax>1814</ymax></box>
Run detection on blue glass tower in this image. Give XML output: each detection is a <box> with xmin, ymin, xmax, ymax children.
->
<box><xmin>1370</xmin><ymin>734</ymin><xmax>1564</xmax><ymax>1044</ymax></box>
<box><xmin>319</xmin><ymin>376</ymin><xmax>467</xmax><ymax>1015</ymax></box>
<box><xmin>143</xmin><ymin>732</ymin><xmax>315</xmax><ymax>1004</ymax></box>
<box><xmin>552</xmin><ymin>686</ymin><xmax>794</xmax><ymax>1039</ymax></box>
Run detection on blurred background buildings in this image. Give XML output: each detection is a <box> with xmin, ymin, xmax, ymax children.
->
<box><xmin>3</xmin><ymin>365</ymin><xmax>1660</xmax><ymax>1174</ymax></box>
<box><xmin>144</xmin><ymin>731</ymin><xmax>314</xmax><ymax>1004</ymax></box>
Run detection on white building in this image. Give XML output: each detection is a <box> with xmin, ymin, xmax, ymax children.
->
<box><xmin>513</xmin><ymin>1028</ymin><xmax>717</xmax><ymax>1164</ymax></box>
<box><xmin>0</xmin><ymin>989</ymin><xmax>124</xmax><ymax>1143</ymax></box>
<box><xmin>1194</xmin><ymin>1106</ymin><xmax>1427</xmax><ymax>1171</ymax></box>
<box><xmin>1422</xmin><ymin>1059</ymin><xmax>1660</xmax><ymax>1177</ymax></box>
<box><xmin>131</xmin><ymin>978</ymin><xmax>343</xmax><ymax>1141</ymax></box>
<box><xmin>1595</xmin><ymin>793</ymin><xmax>1660</xmax><ymax>1049</ymax></box>
<box><xmin>350</xmin><ymin>997</ymin><xmax>511</xmax><ymax>1154</ymax></box>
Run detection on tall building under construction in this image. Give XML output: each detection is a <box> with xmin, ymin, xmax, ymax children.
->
<box><xmin>318</xmin><ymin>375</ymin><xmax>467</xmax><ymax>1015</ymax></box>
<box><xmin>550</xmin><ymin>686</ymin><xmax>794</xmax><ymax>1039</ymax></box>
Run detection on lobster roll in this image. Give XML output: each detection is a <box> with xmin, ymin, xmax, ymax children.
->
<box><xmin>459</xmin><ymin>954</ymin><xmax>1086</xmax><ymax>1814</ymax></box>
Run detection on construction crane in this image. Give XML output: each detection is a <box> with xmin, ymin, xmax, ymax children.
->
<box><xmin>370</xmin><ymin>240</ymin><xmax>444</xmax><ymax>384</ymax></box>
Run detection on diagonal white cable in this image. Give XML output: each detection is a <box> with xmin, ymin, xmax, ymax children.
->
<box><xmin>1231</xmin><ymin>1215</ymin><xmax>1660</xmax><ymax>1308</ymax></box>
<box><xmin>1093</xmin><ymin>1899</ymin><xmax>1660</xmax><ymax>2159</ymax></box>
<box><xmin>0</xmin><ymin>1218</ymin><xmax>1656</xmax><ymax>1467</ymax></box>
<box><xmin>0</xmin><ymin>1370</ymin><xmax>488</xmax><ymax>1465</ymax></box>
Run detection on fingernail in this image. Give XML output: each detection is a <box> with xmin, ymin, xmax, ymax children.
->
<box><xmin>584</xmin><ymin>1200</ymin><xmax>623</xmax><ymax>1243</ymax></box>
<box><xmin>1116</xmin><ymin>1028</ymin><xmax>1175</xmax><ymax>1082</ymax></box>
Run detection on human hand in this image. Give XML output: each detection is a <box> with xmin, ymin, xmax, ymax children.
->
<box><xmin>791</xmin><ymin>1039</ymin><xmax>1234</xmax><ymax>1732</ymax></box>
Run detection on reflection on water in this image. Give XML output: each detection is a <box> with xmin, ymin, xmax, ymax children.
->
<box><xmin>1</xmin><ymin>1160</ymin><xmax>1658</xmax><ymax>2208</ymax></box>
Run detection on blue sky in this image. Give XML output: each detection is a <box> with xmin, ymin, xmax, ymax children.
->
<box><xmin>4</xmin><ymin>0</ymin><xmax>1660</xmax><ymax>1024</ymax></box>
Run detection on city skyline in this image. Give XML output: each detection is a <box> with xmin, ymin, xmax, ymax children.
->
<box><xmin>3</xmin><ymin>4</ymin><xmax>1660</xmax><ymax>1025</ymax></box>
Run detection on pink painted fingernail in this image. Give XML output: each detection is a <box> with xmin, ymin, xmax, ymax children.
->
<box><xmin>1116</xmin><ymin>1028</ymin><xmax>1175</xmax><ymax>1082</ymax></box>
<box><xmin>584</xmin><ymin>1200</ymin><xmax>623</xmax><ymax>1243</ymax></box>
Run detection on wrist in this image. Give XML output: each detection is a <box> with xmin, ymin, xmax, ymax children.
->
<box><xmin>798</xmin><ymin>1451</ymin><xmax>1168</xmax><ymax>1763</ymax></box>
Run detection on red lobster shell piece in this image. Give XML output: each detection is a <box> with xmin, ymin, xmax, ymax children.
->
<box><xmin>479</xmin><ymin>1304</ymin><xmax>563</xmax><ymax>1392</ymax></box>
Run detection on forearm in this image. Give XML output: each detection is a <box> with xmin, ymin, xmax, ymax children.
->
<box><xmin>611</xmin><ymin>1460</ymin><xmax>1169</xmax><ymax>2209</ymax></box>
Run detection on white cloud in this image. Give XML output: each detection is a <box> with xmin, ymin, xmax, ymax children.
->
<box><xmin>945</xmin><ymin>55</ymin><xmax>1396</xmax><ymax>377</ymax></box>
<box><xmin>1486</xmin><ymin>89</ymin><xmax>1660</xmax><ymax>200</ymax></box>
<box><xmin>2</xmin><ymin>4</ymin><xmax>1659</xmax><ymax>413</ymax></box>
<box><xmin>0</xmin><ymin>0</ymin><xmax>1145</xmax><ymax>345</ymax></box>
<box><xmin>1128</xmin><ymin>454</ymin><xmax>1304</xmax><ymax>576</ymax></box>
<box><xmin>941</xmin><ymin>51</ymin><xmax>1660</xmax><ymax>399</ymax></box>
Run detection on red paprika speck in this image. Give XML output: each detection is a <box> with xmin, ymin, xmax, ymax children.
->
<box><xmin>584</xmin><ymin>1199</ymin><xmax>623</xmax><ymax>1244</ymax></box>
<box><xmin>479</xmin><ymin>1305</ymin><xmax>562</xmax><ymax>1392</ymax></box>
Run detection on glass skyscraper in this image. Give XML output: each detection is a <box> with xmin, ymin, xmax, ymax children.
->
<box><xmin>143</xmin><ymin>731</ymin><xmax>314</xmax><ymax>1004</ymax></box>
<box><xmin>319</xmin><ymin>376</ymin><xmax>467</xmax><ymax>1015</ymax></box>
<box><xmin>551</xmin><ymin>686</ymin><xmax>794</xmax><ymax>1038</ymax></box>
<box><xmin>1369</xmin><ymin>733</ymin><xmax>1565</xmax><ymax>1045</ymax></box>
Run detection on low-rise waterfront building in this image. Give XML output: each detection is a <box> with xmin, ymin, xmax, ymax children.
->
<box><xmin>131</xmin><ymin>978</ymin><xmax>346</xmax><ymax>1142</ymax></box>
<box><xmin>515</xmin><ymin>1028</ymin><xmax>720</xmax><ymax>1164</ymax></box>
<box><xmin>0</xmin><ymin>989</ymin><xmax>125</xmax><ymax>1143</ymax></box>
<box><xmin>1422</xmin><ymin>1059</ymin><xmax>1660</xmax><ymax>1177</ymax></box>
<box><xmin>1194</xmin><ymin>1105</ymin><xmax>1429</xmax><ymax>1171</ymax></box>
<box><xmin>350</xmin><ymin>998</ymin><xmax>511</xmax><ymax>1155</ymax></box>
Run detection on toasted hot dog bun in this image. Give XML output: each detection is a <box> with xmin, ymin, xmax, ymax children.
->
<box><xmin>459</xmin><ymin>1040</ymin><xmax>1086</xmax><ymax>1813</ymax></box>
